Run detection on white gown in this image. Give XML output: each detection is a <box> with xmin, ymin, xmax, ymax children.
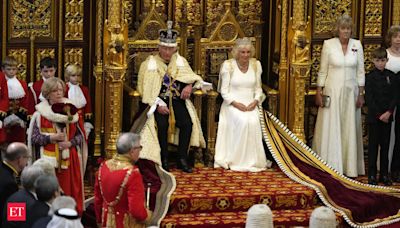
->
<box><xmin>214</xmin><ymin>59</ymin><xmax>271</xmax><ymax>172</ymax></box>
<box><xmin>312</xmin><ymin>38</ymin><xmax>365</xmax><ymax>177</ymax></box>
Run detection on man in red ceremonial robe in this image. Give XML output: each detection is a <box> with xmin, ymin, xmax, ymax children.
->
<box><xmin>94</xmin><ymin>133</ymin><xmax>152</xmax><ymax>228</ymax></box>
<box><xmin>0</xmin><ymin>71</ymin><xmax>8</xmax><ymax>145</ymax></box>
<box><xmin>27</xmin><ymin>57</ymin><xmax>57</xmax><ymax>118</ymax></box>
<box><xmin>2</xmin><ymin>56</ymin><xmax>29</xmax><ymax>143</ymax></box>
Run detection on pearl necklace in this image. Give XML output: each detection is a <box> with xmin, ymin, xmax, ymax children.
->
<box><xmin>237</xmin><ymin>61</ymin><xmax>249</xmax><ymax>72</ymax></box>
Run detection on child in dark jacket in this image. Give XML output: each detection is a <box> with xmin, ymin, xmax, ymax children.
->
<box><xmin>365</xmin><ymin>47</ymin><xmax>398</xmax><ymax>186</ymax></box>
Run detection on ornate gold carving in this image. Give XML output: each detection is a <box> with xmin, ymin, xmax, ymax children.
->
<box><xmin>206</xmin><ymin>90</ymin><xmax>218</xmax><ymax>167</ymax></box>
<box><xmin>364</xmin><ymin>44</ymin><xmax>381</xmax><ymax>73</ymax></box>
<box><xmin>289</xmin><ymin>19</ymin><xmax>311</xmax><ymax>64</ymax></box>
<box><xmin>95</xmin><ymin>0</ymin><xmax>104</xmax><ymax>64</ymax></box>
<box><xmin>313</xmin><ymin>0</ymin><xmax>352</xmax><ymax>35</ymax></box>
<box><xmin>35</xmin><ymin>49</ymin><xmax>55</xmax><ymax>81</ymax></box>
<box><xmin>9</xmin><ymin>0</ymin><xmax>55</xmax><ymax>39</ymax></box>
<box><xmin>237</xmin><ymin>0</ymin><xmax>262</xmax><ymax>36</ymax></box>
<box><xmin>7</xmin><ymin>49</ymin><xmax>28</xmax><ymax>81</ymax></box>
<box><xmin>364</xmin><ymin>0</ymin><xmax>382</xmax><ymax>37</ymax></box>
<box><xmin>278</xmin><ymin>0</ymin><xmax>288</xmax><ymax>123</ymax></box>
<box><xmin>64</xmin><ymin>48</ymin><xmax>83</xmax><ymax>68</ymax></box>
<box><xmin>65</xmin><ymin>0</ymin><xmax>84</xmax><ymax>40</ymax></box>
<box><xmin>218</xmin><ymin>23</ymin><xmax>238</xmax><ymax>41</ymax></box>
<box><xmin>205</xmin><ymin>1</ymin><xmax>225</xmax><ymax>37</ymax></box>
<box><xmin>311</xmin><ymin>44</ymin><xmax>322</xmax><ymax>86</ymax></box>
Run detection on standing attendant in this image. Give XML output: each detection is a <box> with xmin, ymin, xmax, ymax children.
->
<box><xmin>313</xmin><ymin>14</ymin><xmax>365</xmax><ymax>177</ymax></box>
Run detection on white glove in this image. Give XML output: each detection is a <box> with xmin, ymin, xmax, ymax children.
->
<box><xmin>84</xmin><ymin>122</ymin><xmax>94</xmax><ymax>138</ymax></box>
<box><xmin>201</xmin><ymin>81</ymin><xmax>213</xmax><ymax>93</ymax></box>
<box><xmin>147</xmin><ymin>97</ymin><xmax>167</xmax><ymax>117</ymax></box>
<box><xmin>0</xmin><ymin>120</ymin><xmax>2</xmax><ymax>129</ymax></box>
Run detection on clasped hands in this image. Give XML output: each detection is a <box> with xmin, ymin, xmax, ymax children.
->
<box><xmin>50</xmin><ymin>132</ymin><xmax>71</xmax><ymax>150</ymax></box>
<box><xmin>232</xmin><ymin>100</ymin><xmax>258</xmax><ymax>112</ymax></box>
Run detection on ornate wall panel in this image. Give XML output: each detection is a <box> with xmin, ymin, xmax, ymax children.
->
<box><xmin>9</xmin><ymin>0</ymin><xmax>55</xmax><ymax>39</ymax></box>
<box><xmin>313</xmin><ymin>0</ymin><xmax>353</xmax><ymax>36</ymax></box>
<box><xmin>7</xmin><ymin>49</ymin><xmax>27</xmax><ymax>81</ymax></box>
<box><xmin>237</xmin><ymin>0</ymin><xmax>262</xmax><ymax>36</ymax></box>
<box><xmin>35</xmin><ymin>49</ymin><xmax>55</xmax><ymax>81</ymax></box>
<box><xmin>65</xmin><ymin>0</ymin><xmax>84</xmax><ymax>40</ymax></box>
<box><xmin>363</xmin><ymin>43</ymin><xmax>381</xmax><ymax>72</ymax></box>
<box><xmin>364</xmin><ymin>0</ymin><xmax>383</xmax><ymax>37</ymax></box>
<box><xmin>310</xmin><ymin>44</ymin><xmax>322</xmax><ymax>86</ymax></box>
<box><xmin>392</xmin><ymin>0</ymin><xmax>400</xmax><ymax>25</ymax></box>
<box><xmin>64</xmin><ymin>48</ymin><xmax>83</xmax><ymax>68</ymax></box>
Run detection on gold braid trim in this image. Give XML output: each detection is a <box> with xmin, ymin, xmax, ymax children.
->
<box><xmin>98</xmin><ymin>162</ymin><xmax>134</xmax><ymax>227</ymax></box>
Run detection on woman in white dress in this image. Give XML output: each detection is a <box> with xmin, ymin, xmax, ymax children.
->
<box><xmin>385</xmin><ymin>25</ymin><xmax>400</xmax><ymax>182</ymax></box>
<box><xmin>313</xmin><ymin>15</ymin><xmax>365</xmax><ymax>177</ymax></box>
<box><xmin>214</xmin><ymin>37</ymin><xmax>271</xmax><ymax>172</ymax></box>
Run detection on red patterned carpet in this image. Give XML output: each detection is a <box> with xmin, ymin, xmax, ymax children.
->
<box><xmin>84</xmin><ymin>166</ymin><xmax>400</xmax><ymax>227</ymax></box>
<box><xmin>161</xmin><ymin>166</ymin><xmax>342</xmax><ymax>228</ymax></box>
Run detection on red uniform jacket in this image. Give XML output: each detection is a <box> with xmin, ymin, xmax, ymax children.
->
<box><xmin>94</xmin><ymin>159</ymin><xmax>149</xmax><ymax>228</ymax></box>
<box><xmin>0</xmin><ymin>72</ymin><xmax>9</xmax><ymax>143</ymax></box>
<box><xmin>5</xmin><ymin>78</ymin><xmax>29</xmax><ymax>143</ymax></box>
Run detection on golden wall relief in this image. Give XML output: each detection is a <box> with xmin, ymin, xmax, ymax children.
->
<box><xmin>364</xmin><ymin>43</ymin><xmax>381</xmax><ymax>72</ymax></box>
<box><xmin>313</xmin><ymin>0</ymin><xmax>353</xmax><ymax>36</ymax></box>
<box><xmin>35</xmin><ymin>49</ymin><xmax>55</xmax><ymax>81</ymax></box>
<box><xmin>206</xmin><ymin>1</ymin><xmax>226</xmax><ymax>37</ymax></box>
<box><xmin>237</xmin><ymin>0</ymin><xmax>262</xmax><ymax>36</ymax></box>
<box><xmin>310</xmin><ymin>44</ymin><xmax>322</xmax><ymax>86</ymax></box>
<box><xmin>9</xmin><ymin>0</ymin><xmax>55</xmax><ymax>39</ymax></box>
<box><xmin>64</xmin><ymin>48</ymin><xmax>83</xmax><ymax>68</ymax></box>
<box><xmin>7</xmin><ymin>49</ymin><xmax>27</xmax><ymax>81</ymax></box>
<box><xmin>364</xmin><ymin>0</ymin><xmax>383</xmax><ymax>37</ymax></box>
<box><xmin>65</xmin><ymin>0</ymin><xmax>84</xmax><ymax>40</ymax></box>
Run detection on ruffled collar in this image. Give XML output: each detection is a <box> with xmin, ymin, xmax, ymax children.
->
<box><xmin>6</xmin><ymin>76</ymin><xmax>25</xmax><ymax>99</ymax></box>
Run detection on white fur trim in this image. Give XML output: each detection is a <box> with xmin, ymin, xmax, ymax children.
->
<box><xmin>35</xmin><ymin>99</ymin><xmax>79</xmax><ymax>124</ymax></box>
<box><xmin>159</xmin><ymin>42</ymin><xmax>177</xmax><ymax>47</ymax></box>
<box><xmin>147</xmin><ymin>56</ymin><xmax>157</xmax><ymax>71</ymax></box>
<box><xmin>176</xmin><ymin>54</ymin><xmax>184</xmax><ymax>67</ymax></box>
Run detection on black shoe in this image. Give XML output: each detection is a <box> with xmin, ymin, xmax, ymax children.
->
<box><xmin>162</xmin><ymin>159</ymin><xmax>170</xmax><ymax>172</ymax></box>
<box><xmin>391</xmin><ymin>171</ymin><xmax>400</xmax><ymax>183</ymax></box>
<box><xmin>380</xmin><ymin>176</ymin><xmax>392</xmax><ymax>186</ymax></box>
<box><xmin>368</xmin><ymin>176</ymin><xmax>377</xmax><ymax>185</ymax></box>
<box><xmin>178</xmin><ymin>159</ymin><xmax>193</xmax><ymax>173</ymax></box>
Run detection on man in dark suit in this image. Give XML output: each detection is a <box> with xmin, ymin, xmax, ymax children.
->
<box><xmin>0</xmin><ymin>143</ymin><xmax>29</xmax><ymax>220</ymax></box>
<box><xmin>31</xmin><ymin>196</ymin><xmax>77</xmax><ymax>228</ymax></box>
<box><xmin>2</xmin><ymin>165</ymin><xmax>44</xmax><ymax>228</ymax></box>
<box><xmin>27</xmin><ymin>175</ymin><xmax>60</xmax><ymax>227</ymax></box>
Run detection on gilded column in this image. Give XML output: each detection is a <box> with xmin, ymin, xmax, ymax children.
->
<box><xmin>93</xmin><ymin>0</ymin><xmax>104</xmax><ymax>157</ymax></box>
<box><xmin>278</xmin><ymin>0</ymin><xmax>289</xmax><ymax>124</ymax></box>
<box><xmin>287</xmin><ymin>0</ymin><xmax>311</xmax><ymax>142</ymax></box>
<box><xmin>103</xmin><ymin>0</ymin><xmax>129</xmax><ymax>158</ymax></box>
<box><xmin>206</xmin><ymin>90</ymin><xmax>218</xmax><ymax>167</ymax></box>
<box><xmin>178</xmin><ymin>0</ymin><xmax>188</xmax><ymax>58</ymax></box>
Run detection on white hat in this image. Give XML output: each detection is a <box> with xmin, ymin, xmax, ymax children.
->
<box><xmin>245</xmin><ymin>204</ymin><xmax>273</xmax><ymax>228</ymax></box>
<box><xmin>309</xmin><ymin>206</ymin><xmax>337</xmax><ymax>228</ymax></box>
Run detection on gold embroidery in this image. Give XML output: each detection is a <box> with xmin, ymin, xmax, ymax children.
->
<box><xmin>98</xmin><ymin>161</ymin><xmax>134</xmax><ymax>227</ymax></box>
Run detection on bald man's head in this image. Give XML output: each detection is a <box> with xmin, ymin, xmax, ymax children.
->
<box><xmin>4</xmin><ymin>142</ymin><xmax>29</xmax><ymax>162</ymax></box>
